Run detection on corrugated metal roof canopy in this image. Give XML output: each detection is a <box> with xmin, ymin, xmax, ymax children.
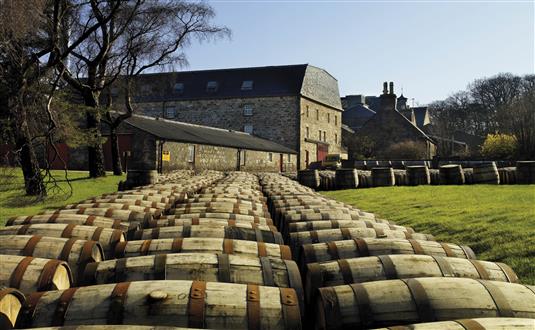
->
<box><xmin>124</xmin><ymin>114</ymin><xmax>297</xmax><ymax>154</ymax></box>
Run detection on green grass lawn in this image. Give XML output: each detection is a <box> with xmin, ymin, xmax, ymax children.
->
<box><xmin>0</xmin><ymin>167</ymin><xmax>124</xmax><ymax>226</ymax></box>
<box><xmin>323</xmin><ymin>185</ymin><xmax>535</xmax><ymax>285</ymax></box>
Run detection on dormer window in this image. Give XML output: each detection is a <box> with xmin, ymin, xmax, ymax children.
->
<box><xmin>241</xmin><ymin>80</ymin><xmax>253</xmax><ymax>90</ymax></box>
<box><xmin>206</xmin><ymin>81</ymin><xmax>218</xmax><ymax>92</ymax></box>
<box><xmin>174</xmin><ymin>83</ymin><xmax>184</xmax><ymax>94</ymax></box>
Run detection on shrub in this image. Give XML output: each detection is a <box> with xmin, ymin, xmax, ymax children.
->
<box><xmin>383</xmin><ymin>140</ymin><xmax>427</xmax><ymax>159</ymax></box>
<box><xmin>480</xmin><ymin>133</ymin><xmax>518</xmax><ymax>159</ymax></box>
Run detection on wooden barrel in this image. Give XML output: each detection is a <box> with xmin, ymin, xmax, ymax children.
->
<box><xmin>171</xmin><ymin>207</ymin><xmax>271</xmax><ymax>218</ymax></box>
<box><xmin>100</xmin><ymin>193</ymin><xmax>178</xmax><ymax>205</ymax></box>
<box><xmin>305</xmin><ymin>255</ymin><xmax>518</xmax><ymax>307</ymax></box>
<box><xmin>22</xmin><ymin>280</ymin><xmax>302</xmax><ymax>329</ymax></box>
<box><xmin>149</xmin><ymin>218</ymin><xmax>273</xmax><ymax>228</ymax></box>
<box><xmin>169</xmin><ymin>201</ymin><xmax>268</xmax><ymax>214</ymax></box>
<box><xmin>1</xmin><ymin>255</ymin><xmax>73</xmax><ymax>293</ymax></box>
<box><xmin>464</xmin><ymin>168</ymin><xmax>474</xmax><ymax>184</ymax></box>
<box><xmin>473</xmin><ymin>162</ymin><xmax>500</xmax><ymax>184</ymax></box>
<box><xmin>358</xmin><ymin>172</ymin><xmax>372</xmax><ymax>188</ymax></box>
<box><xmin>406</xmin><ymin>166</ymin><xmax>430</xmax><ymax>186</ymax></box>
<box><xmin>59</xmin><ymin>203</ymin><xmax>162</xmax><ymax>218</ymax></box>
<box><xmin>40</xmin><ymin>208</ymin><xmax>152</xmax><ymax>226</ymax></box>
<box><xmin>191</xmin><ymin>194</ymin><xmax>267</xmax><ymax>203</ymax></box>
<box><xmin>81</xmin><ymin>198</ymin><xmax>171</xmax><ymax>210</ymax></box>
<box><xmin>82</xmin><ymin>253</ymin><xmax>303</xmax><ymax>309</ymax></box>
<box><xmin>373</xmin><ymin>318</ymin><xmax>535</xmax><ymax>330</ymax></box>
<box><xmin>287</xmin><ymin>220</ymin><xmax>413</xmax><ymax>236</ymax></box>
<box><xmin>133</xmin><ymin>224</ymin><xmax>284</xmax><ymax>244</ymax></box>
<box><xmin>336</xmin><ymin>169</ymin><xmax>359</xmax><ymax>190</ymax></box>
<box><xmin>440</xmin><ymin>164</ymin><xmax>465</xmax><ymax>185</ymax></box>
<box><xmin>314</xmin><ymin>278</ymin><xmax>535</xmax><ymax>329</ymax></box>
<box><xmin>298</xmin><ymin>169</ymin><xmax>320</xmax><ymax>189</ymax></box>
<box><xmin>163</xmin><ymin>212</ymin><xmax>273</xmax><ymax>224</ymax></box>
<box><xmin>516</xmin><ymin>161</ymin><xmax>535</xmax><ymax>184</ymax></box>
<box><xmin>0</xmin><ymin>286</ymin><xmax>26</xmax><ymax>329</ymax></box>
<box><xmin>371</xmin><ymin>167</ymin><xmax>395</xmax><ymax>187</ymax></box>
<box><xmin>6</xmin><ymin>214</ymin><xmax>136</xmax><ymax>232</ymax></box>
<box><xmin>113</xmin><ymin>237</ymin><xmax>291</xmax><ymax>260</ymax></box>
<box><xmin>299</xmin><ymin>238</ymin><xmax>476</xmax><ymax>269</ymax></box>
<box><xmin>394</xmin><ymin>170</ymin><xmax>408</xmax><ymax>186</ymax></box>
<box><xmin>0</xmin><ymin>224</ymin><xmax>124</xmax><ymax>258</ymax></box>
<box><xmin>290</xmin><ymin>229</ymin><xmax>435</xmax><ymax>260</ymax></box>
<box><xmin>0</xmin><ymin>235</ymin><xmax>103</xmax><ymax>285</ymax></box>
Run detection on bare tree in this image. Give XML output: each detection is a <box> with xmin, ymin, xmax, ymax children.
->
<box><xmin>0</xmin><ymin>0</ymin><xmax>107</xmax><ymax>195</ymax></box>
<box><xmin>60</xmin><ymin>0</ymin><xmax>228</xmax><ymax>177</ymax></box>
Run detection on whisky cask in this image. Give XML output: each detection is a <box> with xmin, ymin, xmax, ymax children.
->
<box><xmin>113</xmin><ymin>237</ymin><xmax>292</xmax><ymax>260</ymax></box>
<box><xmin>373</xmin><ymin>318</ymin><xmax>535</xmax><ymax>330</ymax></box>
<box><xmin>82</xmin><ymin>253</ymin><xmax>303</xmax><ymax>309</ymax></box>
<box><xmin>133</xmin><ymin>224</ymin><xmax>284</xmax><ymax>244</ymax></box>
<box><xmin>0</xmin><ymin>224</ymin><xmax>124</xmax><ymax>258</ymax></box>
<box><xmin>162</xmin><ymin>212</ymin><xmax>272</xmax><ymax>224</ymax></box>
<box><xmin>464</xmin><ymin>168</ymin><xmax>474</xmax><ymax>184</ymax></box>
<box><xmin>290</xmin><ymin>228</ymin><xmax>435</xmax><ymax>259</ymax></box>
<box><xmin>149</xmin><ymin>218</ymin><xmax>273</xmax><ymax>228</ymax></box>
<box><xmin>372</xmin><ymin>167</ymin><xmax>395</xmax><ymax>187</ymax></box>
<box><xmin>81</xmin><ymin>198</ymin><xmax>171</xmax><ymax>210</ymax></box>
<box><xmin>298</xmin><ymin>169</ymin><xmax>320</xmax><ymax>189</ymax></box>
<box><xmin>168</xmin><ymin>201</ymin><xmax>268</xmax><ymax>214</ymax></box>
<box><xmin>23</xmin><ymin>280</ymin><xmax>302</xmax><ymax>329</ymax></box>
<box><xmin>335</xmin><ymin>169</ymin><xmax>359</xmax><ymax>189</ymax></box>
<box><xmin>473</xmin><ymin>162</ymin><xmax>500</xmax><ymax>184</ymax></box>
<box><xmin>0</xmin><ymin>286</ymin><xmax>25</xmax><ymax>329</ymax></box>
<box><xmin>517</xmin><ymin>161</ymin><xmax>535</xmax><ymax>184</ymax></box>
<box><xmin>58</xmin><ymin>203</ymin><xmax>162</xmax><ymax>218</ymax></box>
<box><xmin>40</xmin><ymin>208</ymin><xmax>152</xmax><ymax>226</ymax></box>
<box><xmin>171</xmin><ymin>206</ymin><xmax>271</xmax><ymax>218</ymax></box>
<box><xmin>406</xmin><ymin>166</ymin><xmax>430</xmax><ymax>186</ymax></box>
<box><xmin>0</xmin><ymin>235</ymin><xmax>103</xmax><ymax>284</ymax></box>
<box><xmin>190</xmin><ymin>194</ymin><xmax>267</xmax><ymax>203</ymax></box>
<box><xmin>305</xmin><ymin>255</ymin><xmax>518</xmax><ymax>307</ymax></box>
<box><xmin>394</xmin><ymin>170</ymin><xmax>408</xmax><ymax>186</ymax></box>
<box><xmin>100</xmin><ymin>193</ymin><xmax>178</xmax><ymax>205</ymax></box>
<box><xmin>314</xmin><ymin>278</ymin><xmax>535</xmax><ymax>329</ymax></box>
<box><xmin>6</xmin><ymin>214</ymin><xmax>135</xmax><ymax>232</ymax></box>
<box><xmin>0</xmin><ymin>255</ymin><xmax>72</xmax><ymax>293</ymax></box>
<box><xmin>299</xmin><ymin>238</ymin><xmax>476</xmax><ymax>270</ymax></box>
<box><xmin>440</xmin><ymin>164</ymin><xmax>465</xmax><ymax>185</ymax></box>
<box><xmin>429</xmin><ymin>169</ymin><xmax>440</xmax><ymax>185</ymax></box>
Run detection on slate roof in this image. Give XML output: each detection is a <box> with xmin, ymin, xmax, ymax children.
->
<box><xmin>342</xmin><ymin>104</ymin><xmax>376</xmax><ymax>129</ymax></box>
<box><xmin>123</xmin><ymin>114</ymin><xmax>297</xmax><ymax>154</ymax></box>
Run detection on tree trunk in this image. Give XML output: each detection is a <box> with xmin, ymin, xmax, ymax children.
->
<box><xmin>110</xmin><ymin>127</ymin><xmax>122</xmax><ymax>175</ymax></box>
<box><xmin>83</xmin><ymin>92</ymin><xmax>106</xmax><ymax>178</ymax></box>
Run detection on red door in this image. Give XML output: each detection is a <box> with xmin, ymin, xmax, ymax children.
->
<box><xmin>317</xmin><ymin>144</ymin><xmax>328</xmax><ymax>162</ymax></box>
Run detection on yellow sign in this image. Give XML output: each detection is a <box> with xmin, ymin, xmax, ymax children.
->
<box><xmin>162</xmin><ymin>151</ymin><xmax>170</xmax><ymax>161</ymax></box>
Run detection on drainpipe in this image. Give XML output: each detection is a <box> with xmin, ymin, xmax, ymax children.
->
<box><xmin>157</xmin><ymin>140</ymin><xmax>165</xmax><ymax>174</ymax></box>
<box><xmin>237</xmin><ymin>148</ymin><xmax>241</xmax><ymax>171</ymax></box>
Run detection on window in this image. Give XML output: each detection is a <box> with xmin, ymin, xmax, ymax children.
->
<box><xmin>244</xmin><ymin>124</ymin><xmax>253</xmax><ymax>134</ymax></box>
<box><xmin>268</xmin><ymin>153</ymin><xmax>273</xmax><ymax>162</ymax></box>
<box><xmin>306</xmin><ymin>126</ymin><xmax>309</xmax><ymax>138</ymax></box>
<box><xmin>240</xmin><ymin>150</ymin><xmax>246</xmax><ymax>166</ymax></box>
<box><xmin>318</xmin><ymin>130</ymin><xmax>322</xmax><ymax>141</ymax></box>
<box><xmin>335</xmin><ymin>133</ymin><xmax>338</xmax><ymax>144</ymax></box>
<box><xmin>323</xmin><ymin>131</ymin><xmax>326</xmax><ymax>142</ymax></box>
<box><xmin>187</xmin><ymin>145</ymin><xmax>195</xmax><ymax>163</ymax></box>
<box><xmin>327</xmin><ymin>113</ymin><xmax>330</xmax><ymax>123</ymax></box>
<box><xmin>165</xmin><ymin>106</ymin><xmax>176</xmax><ymax>118</ymax></box>
<box><xmin>174</xmin><ymin>83</ymin><xmax>184</xmax><ymax>94</ymax></box>
<box><xmin>335</xmin><ymin>115</ymin><xmax>338</xmax><ymax>126</ymax></box>
<box><xmin>316</xmin><ymin>109</ymin><xmax>319</xmax><ymax>120</ymax></box>
<box><xmin>287</xmin><ymin>154</ymin><xmax>291</xmax><ymax>162</ymax></box>
<box><xmin>306</xmin><ymin>106</ymin><xmax>309</xmax><ymax>117</ymax></box>
<box><xmin>243</xmin><ymin>104</ymin><xmax>253</xmax><ymax>116</ymax></box>
<box><xmin>241</xmin><ymin>80</ymin><xmax>253</xmax><ymax>90</ymax></box>
<box><xmin>206</xmin><ymin>81</ymin><xmax>218</xmax><ymax>92</ymax></box>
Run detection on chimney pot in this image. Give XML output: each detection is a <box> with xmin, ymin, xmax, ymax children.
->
<box><xmin>383</xmin><ymin>82</ymin><xmax>388</xmax><ymax>95</ymax></box>
<box><xmin>389</xmin><ymin>82</ymin><xmax>394</xmax><ymax>95</ymax></box>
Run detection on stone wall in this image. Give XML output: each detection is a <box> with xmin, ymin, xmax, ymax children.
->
<box><xmin>129</xmin><ymin>129</ymin><xmax>158</xmax><ymax>170</ymax></box>
<box><xmin>299</xmin><ymin>97</ymin><xmax>343</xmax><ymax>169</ymax></box>
<box><xmin>136</xmin><ymin>96</ymin><xmax>300</xmax><ymax>151</ymax></box>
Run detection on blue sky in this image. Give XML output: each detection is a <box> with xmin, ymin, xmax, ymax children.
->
<box><xmin>183</xmin><ymin>0</ymin><xmax>534</xmax><ymax>105</ymax></box>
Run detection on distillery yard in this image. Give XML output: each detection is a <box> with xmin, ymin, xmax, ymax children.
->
<box><xmin>322</xmin><ymin>184</ymin><xmax>535</xmax><ymax>285</ymax></box>
<box><xmin>0</xmin><ymin>168</ymin><xmax>124</xmax><ymax>225</ymax></box>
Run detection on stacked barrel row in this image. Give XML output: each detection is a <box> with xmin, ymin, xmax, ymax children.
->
<box><xmin>1</xmin><ymin>171</ymin><xmax>306</xmax><ymax>329</ymax></box>
<box><xmin>0</xmin><ymin>171</ymin><xmax>222</xmax><ymax>328</ymax></box>
<box><xmin>302</xmin><ymin>160</ymin><xmax>535</xmax><ymax>191</ymax></box>
<box><xmin>258</xmin><ymin>173</ymin><xmax>535</xmax><ymax>329</ymax></box>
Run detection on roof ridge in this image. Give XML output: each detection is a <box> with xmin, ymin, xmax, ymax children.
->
<box><xmin>136</xmin><ymin>64</ymin><xmax>309</xmax><ymax>77</ymax></box>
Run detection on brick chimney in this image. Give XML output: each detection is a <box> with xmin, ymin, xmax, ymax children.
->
<box><xmin>379</xmin><ymin>81</ymin><xmax>397</xmax><ymax>111</ymax></box>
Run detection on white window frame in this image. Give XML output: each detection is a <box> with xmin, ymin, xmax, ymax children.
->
<box><xmin>187</xmin><ymin>145</ymin><xmax>195</xmax><ymax>163</ymax></box>
<box><xmin>241</xmin><ymin>80</ymin><xmax>254</xmax><ymax>90</ymax></box>
<box><xmin>243</xmin><ymin>104</ymin><xmax>253</xmax><ymax>116</ymax></box>
<box><xmin>206</xmin><ymin>81</ymin><xmax>218</xmax><ymax>92</ymax></box>
<box><xmin>244</xmin><ymin>124</ymin><xmax>253</xmax><ymax>134</ymax></box>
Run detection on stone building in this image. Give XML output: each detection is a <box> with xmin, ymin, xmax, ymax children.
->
<box><xmin>118</xmin><ymin>114</ymin><xmax>297</xmax><ymax>172</ymax></box>
<box><xmin>342</xmin><ymin>83</ymin><xmax>436</xmax><ymax>159</ymax></box>
<box><xmin>118</xmin><ymin>64</ymin><xmax>343</xmax><ymax>169</ymax></box>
